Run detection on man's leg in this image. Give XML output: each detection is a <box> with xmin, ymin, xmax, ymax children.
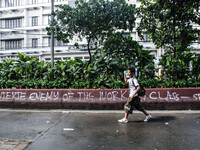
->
<box><xmin>134</xmin><ymin>96</ymin><xmax>151</xmax><ymax>122</ymax></box>
<box><xmin>118</xmin><ymin>98</ymin><xmax>132</xmax><ymax>123</ymax></box>
<box><xmin>118</xmin><ymin>112</ymin><xmax>129</xmax><ymax>123</ymax></box>
<box><xmin>141</xmin><ymin>109</ymin><xmax>149</xmax><ymax>116</ymax></box>
<box><xmin>125</xmin><ymin>112</ymin><xmax>129</xmax><ymax>119</ymax></box>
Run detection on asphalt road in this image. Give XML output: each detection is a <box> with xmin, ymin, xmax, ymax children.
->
<box><xmin>0</xmin><ymin>109</ymin><xmax>200</xmax><ymax>150</ymax></box>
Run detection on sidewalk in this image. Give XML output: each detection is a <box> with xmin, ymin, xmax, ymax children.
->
<box><xmin>0</xmin><ymin>139</ymin><xmax>29</xmax><ymax>150</ymax></box>
<box><xmin>0</xmin><ymin>109</ymin><xmax>200</xmax><ymax>150</ymax></box>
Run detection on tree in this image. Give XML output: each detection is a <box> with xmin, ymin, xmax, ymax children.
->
<box><xmin>103</xmin><ymin>32</ymin><xmax>156</xmax><ymax>79</ymax></box>
<box><xmin>46</xmin><ymin>0</ymin><xmax>136</xmax><ymax>63</ymax></box>
<box><xmin>103</xmin><ymin>32</ymin><xmax>138</xmax><ymax>64</ymax></box>
<box><xmin>137</xmin><ymin>0</ymin><xmax>200</xmax><ymax>80</ymax></box>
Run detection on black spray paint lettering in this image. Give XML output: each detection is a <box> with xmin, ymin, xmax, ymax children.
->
<box><xmin>29</xmin><ymin>91</ymin><xmax>59</xmax><ymax>101</ymax></box>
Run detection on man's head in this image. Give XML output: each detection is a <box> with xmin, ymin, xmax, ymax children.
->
<box><xmin>128</xmin><ymin>67</ymin><xmax>135</xmax><ymax>77</ymax></box>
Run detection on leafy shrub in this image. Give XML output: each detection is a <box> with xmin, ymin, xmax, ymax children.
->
<box><xmin>0</xmin><ymin>53</ymin><xmax>199</xmax><ymax>89</ymax></box>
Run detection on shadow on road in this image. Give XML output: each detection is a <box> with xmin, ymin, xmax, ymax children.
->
<box><xmin>128</xmin><ymin>116</ymin><xmax>176</xmax><ymax>123</ymax></box>
<box><xmin>150</xmin><ymin>116</ymin><xmax>176</xmax><ymax>122</ymax></box>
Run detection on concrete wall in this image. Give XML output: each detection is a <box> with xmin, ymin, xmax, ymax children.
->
<box><xmin>0</xmin><ymin>88</ymin><xmax>200</xmax><ymax>110</ymax></box>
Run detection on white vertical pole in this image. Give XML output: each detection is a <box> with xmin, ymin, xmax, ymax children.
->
<box><xmin>51</xmin><ymin>0</ymin><xmax>54</xmax><ymax>68</ymax></box>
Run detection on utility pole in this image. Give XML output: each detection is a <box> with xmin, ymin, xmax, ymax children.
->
<box><xmin>51</xmin><ymin>0</ymin><xmax>55</xmax><ymax>68</ymax></box>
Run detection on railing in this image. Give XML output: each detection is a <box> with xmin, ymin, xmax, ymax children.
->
<box><xmin>0</xmin><ymin>44</ymin><xmax>83</xmax><ymax>51</ymax></box>
<box><xmin>0</xmin><ymin>42</ymin><xmax>199</xmax><ymax>51</ymax></box>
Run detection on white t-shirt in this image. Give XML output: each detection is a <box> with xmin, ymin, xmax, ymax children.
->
<box><xmin>128</xmin><ymin>77</ymin><xmax>139</xmax><ymax>97</ymax></box>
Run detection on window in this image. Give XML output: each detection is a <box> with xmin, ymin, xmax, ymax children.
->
<box><xmin>5</xmin><ymin>0</ymin><xmax>21</xmax><ymax>7</ymax></box>
<box><xmin>75</xmin><ymin>57</ymin><xmax>82</xmax><ymax>60</ymax></box>
<box><xmin>5</xmin><ymin>0</ymin><xmax>13</xmax><ymax>7</ymax></box>
<box><xmin>48</xmin><ymin>37</ymin><xmax>65</xmax><ymax>46</ymax></box>
<box><xmin>5</xmin><ymin>20</ymin><xmax>9</xmax><ymax>28</ymax></box>
<box><xmin>5</xmin><ymin>40</ymin><xmax>22</xmax><ymax>49</ymax></box>
<box><xmin>136</xmin><ymin>23</ymin><xmax>140</xmax><ymax>27</ymax></box>
<box><xmin>32</xmin><ymin>17</ymin><xmax>38</xmax><ymax>26</ymax></box>
<box><xmin>55</xmin><ymin>40</ymin><xmax>62</xmax><ymax>46</ymax></box>
<box><xmin>48</xmin><ymin>37</ymin><xmax>51</xmax><ymax>46</ymax></box>
<box><xmin>5</xmin><ymin>18</ymin><xmax>22</xmax><ymax>28</ymax></box>
<box><xmin>48</xmin><ymin>15</ymin><xmax>51</xmax><ymax>25</ymax></box>
<box><xmin>48</xmin><ymin>0</ymin><xmax>67</xmax><ymax>2</ymax></box>
<box><xmin>32</xmin><ymin>39</ymin><xmax>38</xmax><ymax>48</ymax></box>
<box><xmin>55</xmin><ymin>58</ymin><xmax>61</xmax><ymax>60</ymax></box>
<box><xmin>142</xmin><ymin>32</ymin><xmax>151</xmax><ymax>42</ymax></box>
<box><xmin>123</xmin><ymin>33</ymin><xmax>130</xmax><ymax>38</ymax></box>
<box><xmin>45</xmin><ymin>58</ymin><xmax>51</xmax><ymax>61</ymax></box>
<box><xmin>194</xmin><ymin>34</ymin><xmax>200</xmax><ymax>43</ymax></box>
<box><xmin>32</xmin><ymin>0</ymin><xmax>38</xmax><ymax>4</ymax></box>
<box><xmin>54</xmin><ymin>0</ymin><xmax>66</xmax><ymax>2</ymax></box>
<box><xmin>63</xmin><ymin>57</ymin><xmax>71</xmax><ymax>60</ymax></box>
<box><xmin>84</xmin><ymin>56</ymin><xmax>90</xmax><ymax>60</ymax></box>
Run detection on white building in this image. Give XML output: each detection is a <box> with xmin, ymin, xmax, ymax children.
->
<box><xmin>0</xmin><ymin>0</ymin><xmax>199</xmax><ymax>62</ymax></box>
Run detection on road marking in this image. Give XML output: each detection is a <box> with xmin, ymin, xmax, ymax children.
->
<box><xmin>63</xmin><ymin>128</ymin><xmax>74</xmax><ymax>131</ymax></box>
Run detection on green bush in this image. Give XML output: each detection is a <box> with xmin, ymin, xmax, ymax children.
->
<box><xmin>0</xmin><ymin>53</ymin><xmax>199</xmax><ymax>89</ymax></box>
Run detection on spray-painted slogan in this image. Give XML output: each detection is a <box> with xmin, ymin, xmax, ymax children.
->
<box><xmin>147</xmin><ymin>91</ymin><xmax>200</xmax><ymax>101</ymax></box>
<box><xmin>0</xmin><ymin>89</ymin><xmax>199</xmax><ymax>102</ymax></box>
<box><xmin>0</xmin><ymin>90</ymin><xmax>128</xmax><ymax>102</ymax></box>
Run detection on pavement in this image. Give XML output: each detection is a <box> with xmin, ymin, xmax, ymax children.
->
<box><xmin>0</xmin><ymin>109</ymin><xmax>200</xmax><ymax>150</ymax></box>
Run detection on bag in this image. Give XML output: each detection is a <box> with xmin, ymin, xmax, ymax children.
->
<box><xmin>132</xmin><ymin>78</ymin><xmax>146</xmax><ymax>96</ymax></box>
<box><xmin>137</xmin><ymin>82</ymin><xmax>146</xmax><ymax>96</ymax></box>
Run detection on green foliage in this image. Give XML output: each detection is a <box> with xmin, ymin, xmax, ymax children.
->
<box><xmin>103</xmin><ymin>32</ymin><xmax>156</xmax><ymax>79</ymax></box>
<box><xmin>103</xmin><ymin>32</ymin><xmax>138</xmax><ymax>64</ymax></box>
<box><xmin>137</xmin><ymin>0</ymin><xmax>200</xmax><ymax>80</ymax></box>
<box><xmin>0</xmin><ymin>58</ymin><xmax>15</xmax><ymax>80</ymax></box>
<box><xmin>159</xmin><ymin>50</ymin><xmax>196</xmax><ymax>80</ymax></box>
<box><xmin>138</xmin><ymin>0</ymin><xmax>200</xmax><ymax>49</ymax></box>
<box><xmin>0</xmin><ymin>52</ymin><xmax>199</xmax><ymax>89</ymax></box>
<box><xmin>46</xmin><ymin>0</ymin><xmax>136</xmax><ymax>61</ymax></box>
<box><xmin>1</xmin><ymin>0</ymin><xmax>200</xmax><ymax>89</ymax></box>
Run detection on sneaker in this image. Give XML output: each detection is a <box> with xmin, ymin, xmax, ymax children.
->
<box><xmin>118</xmin><ymin>118</ymin><xmax>128</xmax><ymax>123</ymax></box>
<box><xmin>144</xmin><ymin>115</ymin><xmax>151</xmax><ymax>122</ymax></box>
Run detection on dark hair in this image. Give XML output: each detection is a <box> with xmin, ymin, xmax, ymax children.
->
<box><xmin>128</xmin><ymin>67</ymin><xmax>135</xmax><ymax>74</ymax></box>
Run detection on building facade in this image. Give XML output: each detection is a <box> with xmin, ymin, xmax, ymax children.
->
<box><xmin>0</xmin><ymin>0</ymin><xmax>199</xmax><ymax>62</ymax></box>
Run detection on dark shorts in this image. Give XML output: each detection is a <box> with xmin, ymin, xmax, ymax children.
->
<box><xmin>124</xmin><ymin>96</ymin><xmax>144</xmax><ymax>114</ymax></box>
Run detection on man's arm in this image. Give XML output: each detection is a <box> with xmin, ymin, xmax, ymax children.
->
<box><xmin>124</xmin><ymin>72</ymin><xmax>128</xmax><ymax>83</ymax></box>
<box><xmin>130</xmin><ymin>85</ymin><xmax>140</xmax><ymax>99</ymax></box>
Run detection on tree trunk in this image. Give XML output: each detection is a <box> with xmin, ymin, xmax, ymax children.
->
<box><xmin>87</xmin><ymin>37</ymin><xmax>92</xmax><ymax>65</ymax></box>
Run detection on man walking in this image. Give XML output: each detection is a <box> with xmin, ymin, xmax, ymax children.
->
<box><xmin>118</xmin><ymin>67</ymin><xmax>151</xmax><ymax>123</ymax></box>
